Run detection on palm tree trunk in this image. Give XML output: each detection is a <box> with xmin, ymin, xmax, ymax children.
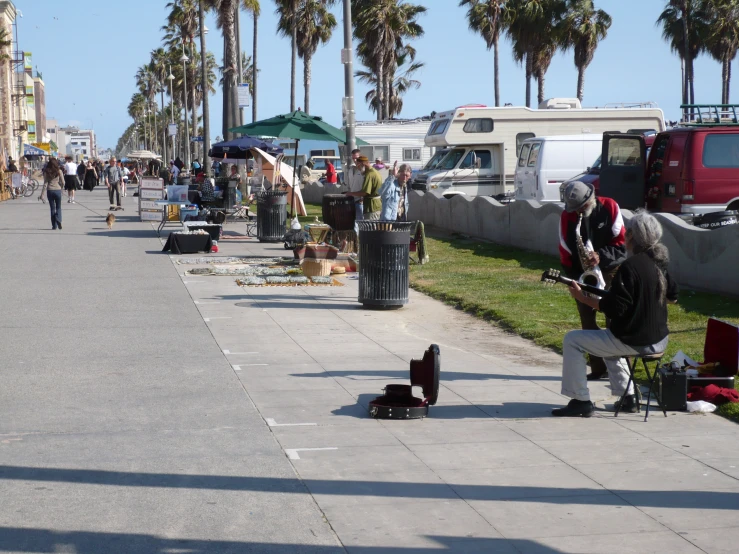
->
<box><xmin>252</xmin><ymin>10</ymin><xmax>258</xmax><ymax>122</ymax></box>
<box><xmin>223</xmin><ymin>8</ymin><xmax>239</xmax><ymax>140</ymax></box>
<box><xmin>304</xmin><ymin>53</ymin><xmax>311</xmax><ymax>114</ymax></box>
<box><xmin>199</xmin><ymin>0</ymin><xmax>210</xmax><ymax>175</ymax></box>
<box><xmin>576</xmin><ymin>65</ymin><xmax>585</xmax><ymax>102</ymax></box>
<box><xmin>493</xmin><ymin>38</ymin><xmax>500</xmax><ymax>107</ymax></box>
<box><xmin>290</xmin><ymin>0</ymin><xmax>297</xmax><ymax>111</ymax></box>
<box><xmin>727</xmin><ymin>59</ymin><xmax>732</xmax><ymax>103</ymax></box>
<box><xmin>376</xmin><ymin>58</ymin><xmax>384</xmax><ymax>120</ymax></box>
<box><xmin>190</xmin><ymin>55</ymin><xmax>197</xmax><ymax>165</ymax></box>
<box><xmin>384</xmin><ymin>67</ymin><xmax>392</xmax><ymax>119</ymax></box>
<box><xmin>537</xmin><ymin>67</ymin><xmax>545</xmax><ymax>105</ymax></box>
<box><xmin>525</xmin><ymin>52</ymin><xmax>532</xmax><ymax>108</ymax></box>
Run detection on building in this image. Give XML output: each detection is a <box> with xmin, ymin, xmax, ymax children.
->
<box><xmin>33</xmin><ymin>73</ymin><xmax>46</xmax><ymax>142</ymax></box>
<box><xmin>0</xmin><ymin>1</ymin><xmax>17</xmax><ymax>159</ymax></box>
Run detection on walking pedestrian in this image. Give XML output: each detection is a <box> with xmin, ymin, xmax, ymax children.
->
<box><xmin>39</xmin><ymin>158</ymin><xmax>65</xmax><ymax>230</ymax></box>
<box><xmin>169</xmin><ymin>160</ymin><xmax>180</xmax><ymax>184</ymax></box>
<box><xmin>83</xmin><ymin>161</ymin><xmax>98</xmax><ymax>191</ymax></box>
<box><xmin>380</xmin><ymin>161</ymin><xmax>411</xmax><ymax>222</ymax></box>
<box><xmin>118</xmin><ymin>161</ymin><xmax>130</xmax><ymax>197</ymax></box>
<box><xmin>104</xmin><ymin>156</ymin><xmax>123</xmax><ymax>211</ymax></box>
<box><xmin>63</xmin><ymin>156</ymin><xmax>78</xmax><ymax>203</ymax></box>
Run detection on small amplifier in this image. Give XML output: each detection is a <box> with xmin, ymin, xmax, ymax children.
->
<box><xmin>658</xmin><ymin>367</ymin><xmax>687</xmax><ymax>411</ymax></box>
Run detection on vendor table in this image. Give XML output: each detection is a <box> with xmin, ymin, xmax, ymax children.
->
<box><xmin>154</xmin><ymin>200</ymin><xmax>190</xmax><ymax>236</ymax></box>
<box><xmin>182</xmin><ymin>222</ymin><xmax>222</xmax><ymax>241</ymax></box>
<box><xmin>162</xmin><ymin>232</ymin><xmax>213</xmax><ymax>254</ymax></box>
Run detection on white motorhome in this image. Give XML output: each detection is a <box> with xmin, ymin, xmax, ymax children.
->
<box><xmin>514</xmin><ymin>134</ymin><xmax>604</xmax><ymax>203</ymax></box>
<box><xmin>416</xmin><ymin>99</ymin><xmax>666</xmax><ymax>197</ymax></box>
<box><xmin>355</xmin><ymin>118</ymin><xmax>435</xmax><ymax>169</ymax></box>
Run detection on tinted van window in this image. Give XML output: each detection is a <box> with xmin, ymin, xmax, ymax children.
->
<box><xmin>703</xmin><ymin>133</ymin><xmax>739</xmax><ymax>168</ymax></box>
<box><xmin>429</xmin><ymin>120</ymin><xmax>449</xmax><ymax>135</ymax></box>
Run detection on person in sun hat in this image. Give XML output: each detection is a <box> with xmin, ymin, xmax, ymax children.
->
<box><xmin>559</xmin><ymin>181</ymin><xmax>627</xmax><ymax>381</ymax></box>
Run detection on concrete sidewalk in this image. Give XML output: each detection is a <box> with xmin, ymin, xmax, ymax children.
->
<box><xmin>1</xmin><ymin>189</ymin><xmax>738</xmax><ymax>553</ymax></box>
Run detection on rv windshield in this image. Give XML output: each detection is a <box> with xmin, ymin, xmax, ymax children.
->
<box><xmin>423</xmin><ymin>149</ymin><xmax>449</xmax><ymax>170</ymax></box>
<box><xmin>436</xmin><ymin>149</ymin><xmax>466</xmax><ymax>170</ymax></box>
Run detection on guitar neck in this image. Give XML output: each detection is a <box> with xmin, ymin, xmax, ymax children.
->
<box><xmin>555</xmin><ymin>275</ymin><xmax>607</xmax><ymax>297</ymax></box>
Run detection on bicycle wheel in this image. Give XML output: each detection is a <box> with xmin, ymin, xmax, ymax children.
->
<box><xmin>23</xmin><ymin>184</ymin><xmax>34</xmax><ymax>197</ymax></box>
<box><xmin>30</xmin><ymin>178</ymin><xmax>40</xmax><ymax>191</ymax></box>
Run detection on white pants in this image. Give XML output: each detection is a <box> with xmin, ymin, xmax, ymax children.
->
<box><xmin>561</xmin><ymin>329</ymin><xmax>668</xmax><ymax>401</ymax></box>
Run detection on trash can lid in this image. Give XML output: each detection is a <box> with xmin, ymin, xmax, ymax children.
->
<box><xmin>409</xmin><ymin>344</ymin><xmax>441</xmax><ymax>405</ymax></box>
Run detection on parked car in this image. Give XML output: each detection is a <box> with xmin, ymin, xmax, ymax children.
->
<box><xmin>598</xmin><ymin>110</ymin><xmax>739</xmax><ymax>215</ymax></box>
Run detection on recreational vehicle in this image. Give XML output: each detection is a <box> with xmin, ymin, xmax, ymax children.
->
<box><xmin>355</xmin><ymin>118</ymin><xmax>435</xmax><ymax>169</ymax></box>
<box><xmin>415</xmin><ymin>99</ymin><xmax>666</xmax><ymax>197</ymax></box>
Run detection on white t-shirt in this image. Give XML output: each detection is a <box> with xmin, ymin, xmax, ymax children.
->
<box><xmin>64</xmin><ymin>162</ymin><xmax>78</xmax><ymax>176</ymax></box>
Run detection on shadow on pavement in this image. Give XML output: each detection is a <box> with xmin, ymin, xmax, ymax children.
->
<box><xmin>1</xmin><ymin>465</ymin><xmax>737</xmax><ymax>511</ymax></box>
<box><xmin>293</xmin><ymin>369</ymin><xmax>560</xmax><ymax>382</ymax></box>
<box><xmin>0</xmin><ymin>527</ymin><xmax>563</xmax><ymax>553</ymax></box>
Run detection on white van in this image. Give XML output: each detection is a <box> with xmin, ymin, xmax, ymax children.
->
<box><xmin>514</xmin><ymin>135</ymin><xmax>603</xmax><ymax>202</ymax></box>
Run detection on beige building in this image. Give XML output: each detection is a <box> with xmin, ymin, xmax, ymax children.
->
<box><xmin>0</xmin><ymin>1</ymin><xmax>17</xmax><ymax>159</ymax></box>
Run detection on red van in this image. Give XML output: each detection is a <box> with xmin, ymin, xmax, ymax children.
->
<box><xmin>599</xmin><ymin>107</ymin><xmax>739</xmax><ymax>215</ymax></box>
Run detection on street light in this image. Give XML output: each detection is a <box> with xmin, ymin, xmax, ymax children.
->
<box><xmin>167</xmin><ymin>66</ymin><xmax>175</xmax><ymax>161</ymax></box>
<box><xmin>181</xmin><ymin>45</ymin><xmax>191</xmax><ymax>169</ymax></box>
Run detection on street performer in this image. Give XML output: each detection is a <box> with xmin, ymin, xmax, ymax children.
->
<box><xmin>559</xmin><ymin>181</ymin><xmax>626</xmax><ymax>380</ymax></box>
<box><xmin>552</xmin><ymin>211</ymin><xmax>679</xmax><ymax>417</ymax></box>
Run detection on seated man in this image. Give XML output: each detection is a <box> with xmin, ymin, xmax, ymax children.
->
<box><xmin>552</xmin><ymin>211</ymin><xmax>679</xmax><ymax>417</ymax></box>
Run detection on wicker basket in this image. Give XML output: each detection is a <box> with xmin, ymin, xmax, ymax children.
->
<box><xmin>302</xmin><ymin>258</ymin><xmax>332</xmax><ymax>277</ymax></box>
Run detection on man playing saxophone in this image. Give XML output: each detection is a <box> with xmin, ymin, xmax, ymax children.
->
<box><xmin>559</xmin><ymin>181</ymin><xmax>627</xmax><ymax>380</ymax></box>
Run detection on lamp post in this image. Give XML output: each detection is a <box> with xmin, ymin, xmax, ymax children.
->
<box><xmin>167</xmin><ymin>66</ymin><xmax>175</xmax><ymax>162</ymax></box>
<box><xmin>181</xmin><ymin>44</ymin><xmax>191</xmax><ymax>169</ymax></box>
<box><xmin>160</xmin><ymin>86</ymin><xmax>168</xmax><ymax>163</ymax></box>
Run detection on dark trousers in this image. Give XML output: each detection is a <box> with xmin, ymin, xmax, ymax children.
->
<box><xmin>108</xmin><ymin>183</ymin><xmax>121</xmax><ymax>207</ymax></box>
<box><xmin>47</xmin><ymin>189</ymin><xmax>62</xmax><ymax>229</ymax></box>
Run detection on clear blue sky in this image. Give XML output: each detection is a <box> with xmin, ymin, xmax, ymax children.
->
<box><xmin>19</xmin><ymin>0</ymin><xmax>728</xmax><ymax>150</ymax></box>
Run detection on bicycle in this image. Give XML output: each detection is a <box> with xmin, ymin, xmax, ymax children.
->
<box><xmin>10</xmin><ymin>174</ymin><xmax>36</xmax><ymax>198</ymax></box>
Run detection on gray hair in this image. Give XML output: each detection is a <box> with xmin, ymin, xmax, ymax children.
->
<box><xmin>398</xmin><ymin>163</ymin><xmax>412</xmax><ymax>174</ymax></box>
<box><xmin>628</xmin><ymin>210</ymin><xmax>670</xmax><ymax>301</ymax></box>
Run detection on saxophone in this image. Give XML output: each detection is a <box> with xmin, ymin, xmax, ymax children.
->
<box><xmin>575</xmin><ymin>213</ymin><xmax>606</xmax><ymax>293</ymax></box>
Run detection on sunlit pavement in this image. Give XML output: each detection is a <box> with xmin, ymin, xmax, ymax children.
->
<box><xmin>1</xmin><ymin>188</ymin><xmax>738</xmax><ymax>554</ymax></box>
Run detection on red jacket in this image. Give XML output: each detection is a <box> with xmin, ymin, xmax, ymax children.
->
<box><xmin>559</xmin><ymin>196</ymin><xmax>626</xmax><ymax>278</ymax></box>
<box><xmin>325</xmin><ymin>162</ymin><xmax>337</xmax><ymax>184</ymax></box>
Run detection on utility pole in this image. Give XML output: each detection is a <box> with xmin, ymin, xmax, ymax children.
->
<box><xmin>235</xmin><ymin>3</ymin><xmax>244</xmax><ymax>126</ymax></box>
<box><xmin>342</xmin><ymin>0</ymin><xmax>357</xmax><ymax>160</ymax></box>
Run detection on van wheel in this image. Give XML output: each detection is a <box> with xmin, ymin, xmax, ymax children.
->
<box><xmin>727</xmin><ymin>202</ymin><xmax>739</xmax><ymax>211</ymax></box>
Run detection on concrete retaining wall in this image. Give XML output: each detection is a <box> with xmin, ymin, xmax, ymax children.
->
<box><xmin>302</xmin><ymin>181</ymin><xmax>739</xmax><ymax>297</ymax></box>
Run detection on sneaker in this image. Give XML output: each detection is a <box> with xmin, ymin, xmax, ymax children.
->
<box><xmin>614</xmin><ymin>394</ymin><xmax>638</xmax><ymax>413</ymax></box>
<box><xmin>67</xmin><ymin>199</ymin><xmax>71</xmax><ymax>203</ymax></box>
<box><xmin>58</xmin><ymin>223</ymin><xmax>62</xmax><ymax>230</ymax></box>
<box><xmin>71</xmin><ymin>200</ymin><xmax>76</xmax><ymax>204</ymax></box>
<box><xmin>552</xmin><ymin>399</ymin><xmax>594</xmax><ymax>418</ymax></box>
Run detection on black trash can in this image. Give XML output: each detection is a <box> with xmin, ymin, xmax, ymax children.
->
<box><xmin>256</xmin><ymin>191</ymin><xmax>288</xmax><ymax>243</ymax></box>
<box><xmin>693</xmin><ymin>210</ymin><xmax>738</xmax><ymax>230</ymax></box>
<box><xmin>358</xmin><ymin>220</ymin><xmax>415</xmax><ymax>309</ymax></box>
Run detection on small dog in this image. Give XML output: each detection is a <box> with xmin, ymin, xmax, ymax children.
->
<box><xmin>106</xmin><ymin>212</ymin><xmax>116</xmax><ymax>229</ymax></box>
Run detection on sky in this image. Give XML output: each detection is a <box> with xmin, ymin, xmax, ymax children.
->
<box><xmin>17</xmin><ymin>0</ymin><xmax>731</xmax><ymax>150</ymax></box>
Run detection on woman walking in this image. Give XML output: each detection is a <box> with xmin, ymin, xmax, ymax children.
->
<box><xmin>40</xmin><ymin>158</ymin><xmax>65</xmax><ymax>230</ymax></box>
<box><xmin>63</xmin><ymin>156</ymin><xmax>78</xmax><ymax>203</ymax></box>
<box><xmin>83</xmin><ymin>161</ymin><xmax>98</xmax><ymax>191</ymax></box>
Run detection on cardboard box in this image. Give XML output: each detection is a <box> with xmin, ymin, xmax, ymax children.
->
<box><xmin>140</xmin><ymin>210</ymin><xmax>164</xmax><ymax>222</ymax></box>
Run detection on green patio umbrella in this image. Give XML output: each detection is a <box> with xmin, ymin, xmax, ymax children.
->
<box><xmin>229</xmin><ymin>110</ymin><xmax>367</xmax><ymax>192</ymax></box>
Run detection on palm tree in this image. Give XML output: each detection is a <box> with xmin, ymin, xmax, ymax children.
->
<box><xmin>243</xmin><ymin>0</ymin><xmax>260</xmax><ymax>121</ymax></box>
<box><xmin>295</xmin><ymin>0</ymin><xmax>337</xmax><ymax>114</ymax></box>
<box><xmin>208</xmin><ymin>0</ymin><xmax>241</xmax><ymax>140</ymax></box>
<box><xmin>353</xmin><ymin>0</ymin><xmax>427</xmax><ymax>120</ymax></box>
<box><xmin>557</xmin><ymin>0</ymin><xmax>611</xmax><ymax>102</ymax></box>
<box><xmin>507</xmin><ymin>0</ymin><xmax>565</xmax><ymax>107</ymax></box>
<box><xmin>459</xmin><ymin>0</ymin><xmax>508</xmax><ymax>107</ymax></box>
<box><xmin>701</xmin><ymin>0</ymin><xmax>739</xmax><ymax>104</ymax></box>
<box><xmin>356</xmin><ymin>49</ymin><xmax>423</xmax><ymax>118</ymax></box>
<box><xmin>657</xmin><ymin>0</ymin><xmax>705</xmax><ymax>115</ymax></box>
<box><xmin>135</xmin><ymin>65</ymin><xmax>159</xmax><ymax>151</ymax></box>
<box><xmin>150</xmin><ymin>47</ymin><xmax>170</xmax><ymax>156</ymax></box>
<box><xmin>276</xmin><ymin>0</ymin><xmax>300</xmax><ymax>111</ymax></box>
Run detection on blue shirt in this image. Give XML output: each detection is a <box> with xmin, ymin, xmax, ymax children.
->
<box><xmin>380</xmin><ymin>176</ymin><xmax>410</xmax><ymax>221</ymax></box>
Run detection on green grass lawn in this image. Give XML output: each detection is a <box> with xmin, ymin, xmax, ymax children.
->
<box><xmin>408</xmin><ymin>233</ymin><xmax>739</xmax><ymax>423</ymax></box>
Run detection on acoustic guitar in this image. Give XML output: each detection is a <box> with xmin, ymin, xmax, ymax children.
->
<box><xmin>540</xmin><ymin>269</ymin><xmax>607</xmax><ymax>297</ymax></box>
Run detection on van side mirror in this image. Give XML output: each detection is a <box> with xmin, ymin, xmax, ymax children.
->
<box><xmin>475</xmin><ymin>158</ymin><xmax>482</xmax><ymax>169</ymax></box>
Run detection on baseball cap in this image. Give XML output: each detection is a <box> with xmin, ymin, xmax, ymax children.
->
<box><xmin>357</xmin><ymin>156</ymin><xmax>369</xmax><ymax>164</ymax></box>
<box><xmin>563</xmin><ymin>181</ymin><xmax>595</xmax><ymax>212</ymax></box>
